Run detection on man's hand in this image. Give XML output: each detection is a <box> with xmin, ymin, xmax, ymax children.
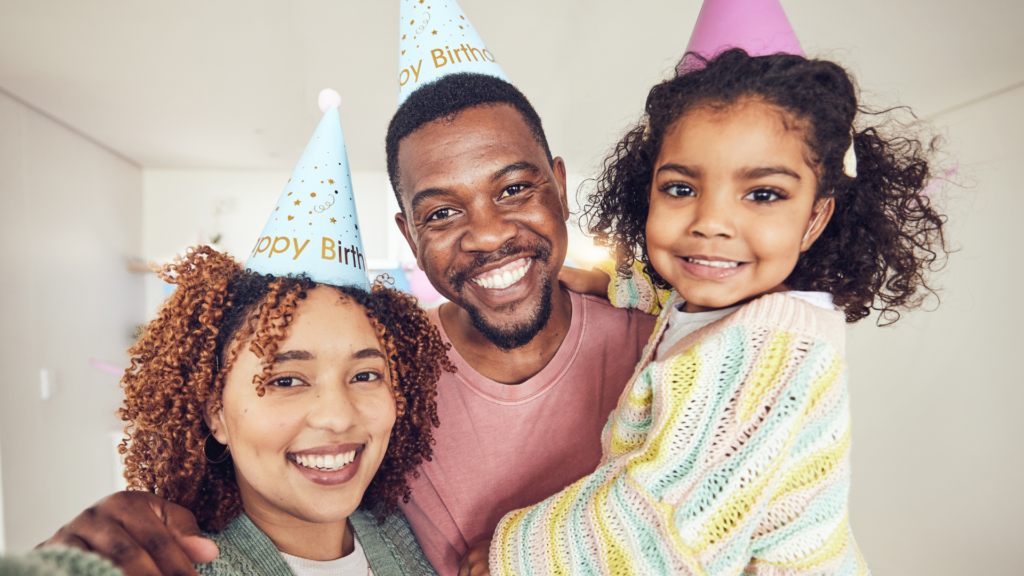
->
<box><xmin>458</xmin><ymin>539</ymin><xmax>492</xmax><ymax>576</ymax></box>
<box><xmin>558</xmin><ymin>266</ymin><xmax>611</xmax><ymax>298</ymax></box>
<box><xmin>38</xmin><ymin>491</ymin><xmax>218</xmax><ymax>576</ymax></box>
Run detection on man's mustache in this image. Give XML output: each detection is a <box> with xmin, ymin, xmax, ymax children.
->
<box><xmin>448</xmin><ymin>239</ymin><xmax>552</xmax><ymax>292</ymax></box>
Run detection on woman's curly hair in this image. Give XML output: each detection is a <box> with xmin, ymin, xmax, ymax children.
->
<box><xmin>118</xmin><ymin>245</ymin><xmax>455</xmax><ymax>531</ymax></box>
<box><xmin>584</xmin><ymin>48</ymin><xmax>949</xmax><ymax>324</ymax></box>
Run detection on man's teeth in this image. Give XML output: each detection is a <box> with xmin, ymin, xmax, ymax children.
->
<box><xmin>686</xmin><ymin>257</ymin><xmax>740</xmax><ymax>268</ymax></box>
<box><xmin>471</xmin><ymin>260</ymin><xmax>531</xmax><ymax>290</ymax></box>
<box><xmin>294</xmin><ymin>451</ymin><xmax>357</xmax><ymax>471</ymax></box>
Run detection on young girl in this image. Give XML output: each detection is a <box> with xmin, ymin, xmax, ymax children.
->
<box><xmin>487</xmin><ymin>48</ymin><xmax>947</xmax><ymax>575</ymax></box>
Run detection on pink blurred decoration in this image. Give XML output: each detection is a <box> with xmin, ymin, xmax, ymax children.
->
<box><xmin>89</xmin><ymin>358</ymin><xmax>123</xmax><ymax>375</ymax></box>
<box><xmin>922</xmin><ymin>165</ymin><xmax>959</xmax><ymax>197</ymax></box>
<box><xmin>406</xmin><ymin>263</ymin><xmax>443</xmax><ymax>302</ymax></box>
<box><xmin>679</xmin><ymin>0</ymin><xmax>804</xmax><ymax>75</ymax></box>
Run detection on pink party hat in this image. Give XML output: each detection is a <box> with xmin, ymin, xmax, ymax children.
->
<box><xmin>679</xmin><ymin>0</ymin><xmax>803</xmax><ymax>74</ymax></box>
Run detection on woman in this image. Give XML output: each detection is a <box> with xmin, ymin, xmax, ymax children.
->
<box><xmin>118</xmin><ymin>245</ymin><xmax>453</xmax><ymax>575</ymax></box>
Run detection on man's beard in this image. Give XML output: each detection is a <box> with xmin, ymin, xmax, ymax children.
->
<box><xmin>447</xmin><ymin>239</ymin><xmax>555</xmax><ymax>352</ymax></box>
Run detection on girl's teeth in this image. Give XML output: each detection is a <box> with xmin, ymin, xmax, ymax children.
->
<box><xmin>472</xmin><ymin>260</ymin><xmax>531</xmax><ymax>290</ymax></box>
<box><xmin>687</xmin><ymin>258</ymin><xmax>740</xmax><ymax>268</ymax></box>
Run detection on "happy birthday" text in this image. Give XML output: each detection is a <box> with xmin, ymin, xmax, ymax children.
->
<box><xmin>399</xmin><ymin>43</ymin><xmax>496</xmax><ymax>87</ymax></box>
<box><xmin>250</xmin><ymin>236</ymin><xmax>364</xmax><ymax>271</ymax></box>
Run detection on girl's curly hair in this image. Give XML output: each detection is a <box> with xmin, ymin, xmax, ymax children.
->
<box><xmin>584</xmin><ymin>48</ymin><xmax>949</xmax><ymax>324</ymax></box>
<box><xmin>118</xmin><ymin>245</ymin><xmax>455</xmax><ymax>531</ymax></box>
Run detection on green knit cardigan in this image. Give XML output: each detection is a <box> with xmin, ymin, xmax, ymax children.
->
<box><xmin>7</xmin><ymin>510</ymin><xmax>436</xmax><ymax>576</ymax></box>
<box><xmin>198</xmin><ymin>510</ymin><xmax>437</xmax><ymax>576</ymax></box>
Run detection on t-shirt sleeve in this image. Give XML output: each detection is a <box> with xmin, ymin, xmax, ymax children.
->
<box><xmin>594</xmin><ymin>259</ymin><xmax>673</xmax><ymax>316</ymax></box>
<box><xmin>489</xmin><ymin>325</ymin><xmax>868</xmax><ymax>575</ymax></box>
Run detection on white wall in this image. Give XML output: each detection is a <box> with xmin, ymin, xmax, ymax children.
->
<box><xmin>0</xmin><ymin>91</ymin><xmax>144</xmax><ymax>552</ymax></box>
<box><xmin>0</xmin><ymin>428</ymin><xmax>5</xmax><ymax>554</ymax></box>
<box><xmin>846</xmin><ymin>88</ymin><xmax>1024</xmax><ymax>573</ymax></box>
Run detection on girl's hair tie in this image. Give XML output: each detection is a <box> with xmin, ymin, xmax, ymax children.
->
<box><xmin>843</xmin><ymin>134</ymin><xmax>858</xmax><ymax>178</ymax></box>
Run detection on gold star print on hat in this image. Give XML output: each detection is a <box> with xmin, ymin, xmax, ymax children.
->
<box><xmin>397</xmin><ymin>0</ymin><xmax>509</xmax><ymax>105</ymax></box>
<box><xmin>245</xmin><ymin>89</ymin><xmax>369</xmax><ymax>289</ymax></box>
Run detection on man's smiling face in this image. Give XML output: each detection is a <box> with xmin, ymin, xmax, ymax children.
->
<box><xmin>395</xmin><ymin>104</ymin><xmax>569</xmax><ymax>350</ymax></box>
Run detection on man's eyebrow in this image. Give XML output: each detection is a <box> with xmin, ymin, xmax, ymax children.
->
<box><xmin>272</xmin><ymin>350</ymin><xmax>315</xmax><ymax>363</ymax></box>
<box><xmin>410</xmin><ymin>187</ymin><xmax>451</xmax><ymax>213</ymax></box>
<box><xmin>352</xmin><ymin>348</ymin><xmax>386</xmax><ymax>360</ymax></box>
<box><xmin>656</xmin><ymin>163</ymin><xmax>701</xmax><ymax>178</ymax></box>
<box><xmin>491</xmin><ymin>161</ymin><xmax>542</xmax><ymax>182</ymax></box>
<box><xmin>739</xmin><ymin>166</ymin><xmax>801</xmax><ymax>180</ymax></box>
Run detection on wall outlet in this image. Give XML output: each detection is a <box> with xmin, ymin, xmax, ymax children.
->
<box><xmin>40</xmin><ymin>369</ymin><xmax>55</xmax><ymax>400</ymax></box>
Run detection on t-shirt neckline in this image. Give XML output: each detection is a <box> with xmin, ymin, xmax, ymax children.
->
<box><xmin>430</xmin><ymin>290</ymin><xmax>585</xmax><ymax>405</ymax></box>
<box><xmin>279</xmin><ymin>533</ymin><xmax>369</xmax><ymax>575</ymax></box>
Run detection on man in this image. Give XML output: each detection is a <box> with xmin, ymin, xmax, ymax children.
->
<box><xmin>42</xmin><ymin>74</ymin><xmax>654</xmax><ymax>575</ymax></box>
<box><xmin>386</xmin><ymin>74</ymin><xmax>656</xmax><ymax>573</ymax></box>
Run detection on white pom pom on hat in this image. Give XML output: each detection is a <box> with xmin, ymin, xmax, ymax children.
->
<box><xmin>318</xmin><ymin>88</ymin><xmax>342</xmax><ymax>112</ymax></box>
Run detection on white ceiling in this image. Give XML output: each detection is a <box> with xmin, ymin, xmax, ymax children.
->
<box><xmin>1</xmin><ymin>0</ymin><xmax>1022</xmax><ymax>173</ymax></box>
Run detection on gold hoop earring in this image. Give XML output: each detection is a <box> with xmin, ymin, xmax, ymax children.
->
<box><xmin>204</xmin><ymin>433</ymin><xmax>231</xmax><ymax>464</ymax></box>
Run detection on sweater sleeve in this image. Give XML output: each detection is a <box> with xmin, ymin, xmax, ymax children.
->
<box><xmin>1</xmin><ymin>547</ymin><xmax>123</xmax><ymax>576</ymax></box>
<box><xmin>593</xmin><ymin>260</ymin><xmax>673</xmax><ymax>316</ymax></box>
<box><xmin>489</xmin><ymin>320</ymin><xmax>868</xmax><ymax>576</ymax></box>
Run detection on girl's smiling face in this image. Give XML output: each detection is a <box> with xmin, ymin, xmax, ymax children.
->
<box><xmin>207</xmin><ymin>287</ymin><xmax>397</xmax><ymax>529</ymax></box>
<box><xmin>646</xmin><ymin>99</ymin><xmax>833</xmax><ymax>312</ymax></box>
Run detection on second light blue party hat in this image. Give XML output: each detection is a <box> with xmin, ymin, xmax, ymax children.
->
<box><xmin>246</xmin><ymin>89</ymin><xmax>369</xmax><ymax>290</ymax></box>
<box><xmin>397</xmin><ymin>0</ymin><xmax>510</xmax><ymax>105</ymax></box>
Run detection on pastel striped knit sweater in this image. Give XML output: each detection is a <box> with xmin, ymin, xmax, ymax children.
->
<box><xmin>489</xmin><ymin>288</ymin><xmax>868</xmax><ymax>575</ymax></box>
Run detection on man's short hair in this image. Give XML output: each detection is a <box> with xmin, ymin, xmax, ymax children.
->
<box><xmin>385</xmin><ymin>73</ymin><xmax>553</xmax><ymax>212</ymax></box>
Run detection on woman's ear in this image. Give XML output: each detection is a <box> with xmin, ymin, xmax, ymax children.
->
<box><xmin>204</xmin><ymin>399</ymin><xmax>229</xmax><ymax>445</ymax></box>
<box><xmin>800</xmin><ymin>197</ymin><xmax>835</xmax><ymax>251</ymax></box>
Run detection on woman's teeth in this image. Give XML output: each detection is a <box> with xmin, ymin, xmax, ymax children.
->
<box><xmin>471</xmin><ymin>259</ymin><xmax>531</xmax><ymax>290</ymax></box>
<box><xmin>685</xmin><ymin>257</ymin><xmax>740</xmax><ymax>268</ymax></box>
<box><xmin>293</xmin><ymin>451</ymin><xmax>357</xmax><ymax>472</ymax></box>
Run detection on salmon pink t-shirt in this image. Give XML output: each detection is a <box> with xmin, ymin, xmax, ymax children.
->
<box><xmin>398</xmin><ymin>290</ymin><xmax>657</xmax><ymax>575</ymax></box>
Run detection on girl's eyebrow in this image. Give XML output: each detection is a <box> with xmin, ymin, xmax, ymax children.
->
<box><xmin>738</xmin><ymin>166</ymin><xmax>801</xmax><ymax>180</ymax></box>
<box><xmin>656</xmin><ymin>163</ymin><xmax>700</xmax><ymax>178</ymax></box>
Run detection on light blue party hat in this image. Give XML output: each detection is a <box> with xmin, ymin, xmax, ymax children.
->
<box><xmin>397</xmin><ymin>0</ymin><xmax>510</xmax><ymax>105</ymax></box>
<box><xmin>246</xmin><ymin>89</ymin><xmax>369</xmax><ymax>290</ymax></box>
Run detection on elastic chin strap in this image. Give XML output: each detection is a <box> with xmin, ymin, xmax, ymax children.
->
<box><xmin>803</xmin><ymin>197</ymin><xmax>833</xmax><ymax>243</ymax></box>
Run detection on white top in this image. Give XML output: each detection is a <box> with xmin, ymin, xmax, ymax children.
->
<box><xmin>280</xmin><ymin>535</ymin><xmax>374</xmax><ymax>576</ymax></box>
<box><xmin>655</xmin><ymin>291</ymin><xmax>835</xmax><ymax>361</ymax></box>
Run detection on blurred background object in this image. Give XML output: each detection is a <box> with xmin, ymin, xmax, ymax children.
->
<box><xmin>0</xmin><ymin>1</ymin><xmax>1022</xmax><ymax>572</ymax></box>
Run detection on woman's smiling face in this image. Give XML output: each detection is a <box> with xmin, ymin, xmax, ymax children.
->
<box><xmin>208</xmin><ymin>286</ymin><xmax>397</xmax><ymax>526</ymax></box>
<box><xmin>645</xmin><ymin>99</ymin><xmax>833</xmax><ymax>312</ymax></box>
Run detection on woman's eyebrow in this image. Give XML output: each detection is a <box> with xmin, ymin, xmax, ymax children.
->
<box><xmin>272</xmin><ymin>350</ymin><xmax>315</xmax><ymax>363</ymax></box>
<box><xmin>352</xmin><ymin>348</ymin><xmax>386</xmax><ymax>360</ymax></box>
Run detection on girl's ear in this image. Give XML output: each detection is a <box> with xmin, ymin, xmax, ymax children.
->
<box><xmin>204</xmin><ymin>398</ymin><xmax>229</xmax><ymax>445</ymax></box>
<box><xmin>800</xmin><ymin>197</ymin><xmax>835</xmax><ymax>251</ymax></box>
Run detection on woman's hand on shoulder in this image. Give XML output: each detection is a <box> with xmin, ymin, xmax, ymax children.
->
<box><xmin>558</xmin><ymin>266</ymin><xmax>611</xmax><ymax>298</ymax></box>
<box><xmin>458</xmin><ymin>539</ymin><xmax>492</xmax><ymax>576</ymax></box>
<box><xmin>38</xmin><ymin>491</ymin><xmax>218</xmax><ymax>576</ymax></box>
